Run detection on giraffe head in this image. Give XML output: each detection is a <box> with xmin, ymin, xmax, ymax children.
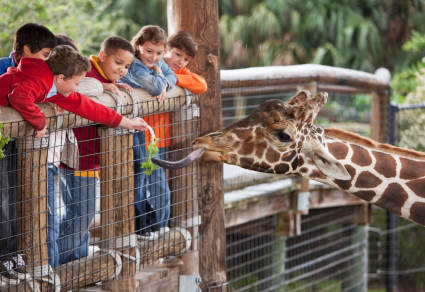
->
<box><xmin>193</xmin><ymin>90</ymin><xmax>350</xmax><ymax>180</ymax></box>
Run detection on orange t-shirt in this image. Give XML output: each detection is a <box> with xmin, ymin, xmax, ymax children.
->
<box><xmin>175</xmin><ymin>67</ymin><xmax>207</xmax><ymax>94</ymax></box>
<box><xmin>144</xmin><ymin>67</ymin><xmax>206</xmax><ymax>148</ymax></box>
<box><xmin>144</xmin><ymin>112</ymin><xmax>170</xmax><ymax>148</ymax></box>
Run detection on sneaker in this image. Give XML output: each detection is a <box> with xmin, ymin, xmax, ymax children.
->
<box><xmin>138</xmin><ymin>231</ymin><xmax>159</xmax><ymax>241</ymax></box>
<box><xmin>158</xmin><ymin>227</ymin><xmax>170</xmax><ymax>234</ymax></box>
<box><xmin>88</xmin><ymin>245</ymin><xmax>100</xmax><ymax>257</ymax></box>
<box><xmin>0</xmin><ymin>260</ymin><xmax>16</xmax><ymax>279</ymax></box>
<box><xmin>11</xmin><ymin>254</ymin><xmax>26</xmax><ymax>274</ymax></box>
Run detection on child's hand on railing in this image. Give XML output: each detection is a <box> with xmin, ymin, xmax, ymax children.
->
<box><xmin>103</xmin><ymin>83</ymin><xmax>121</xmax><ymax>95</ymax></box>
<box><xmin>34</xmin><ymin>125</ymin><xmax>48</xmax><ymax>138</ymax></box>
<box><xmin>119</xmin><ymin>117</ymin><xmax>149</xmax><ymax>131</ymax></box>
<box><xmin>115</xmin><ymin>82</ymin><xmax>134</xmax><ymax>92</ymax></box>
<box><xmin>155</xmin><ymin>89</ymin><xmax>167</xmax><ymax>102</ymax></box>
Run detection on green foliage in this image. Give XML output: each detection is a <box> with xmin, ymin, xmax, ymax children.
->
<box><xmin>0</xmin><ymin>0</ymin><xmax>120</xmax><ymax>56</ymax></box>
<box><xmin>219</xmin><ymin>0</ymin><xmax>425</xmax><ymax>73</ymax></box>
<box><xmin>0</xmin><ymin>123</ymin><xmax>10</xmax><ymax>159</ymax></box>
<box><xmin>140</xmin><ymin>138</ymin><xmax>159</xmax><ymax>175</ymax></box>
<box><xmin>106</xmin><ymin>0</ymin><xmax>167</xmax><ymax>41</ymax></box>
<box><xmin>392</xmin><ymin>31</ymin><xmax>425</xmax><ymax>103</ymax></box>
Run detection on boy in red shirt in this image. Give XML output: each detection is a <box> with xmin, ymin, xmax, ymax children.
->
<box><xmin>164</xmin><ymin>31</ymin><xmax>207</xmax><ymax>94</ymax></box>
<box><xmin>61</xmin><ymin>35</ymin><xmax>134</xmax><ymax>179</ymax></box>
<box><xmin>58</xmin><ymin>36</ymin><xmax>135</xmax><ymax>263</ymax></box>
<box><xmin>0</xmin><ymin>44</ymin><xmax>148</xmax><ymax>264</ymax></box>
<box><xmin>0</xmin><ymin>23</ymin><xmax>56</xmax><ymax>268</ymax></box>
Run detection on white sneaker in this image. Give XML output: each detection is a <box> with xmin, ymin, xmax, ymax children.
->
<box><xmin>88</xmin><ymin>245</ymin><xmax>100</xmax><ymax>257</ymax></box>
<box><xmin>158</xmin><ymin>227</ymin><xmax>170</xmax><ymax>234</ymax></box>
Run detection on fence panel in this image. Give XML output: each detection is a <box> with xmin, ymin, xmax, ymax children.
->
<box><xmin>0</xmin><ymin>88</ymin><xmax>201</xmax><ymax>291</ymax></box>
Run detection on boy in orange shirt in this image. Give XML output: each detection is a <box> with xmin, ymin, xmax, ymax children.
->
<box><xmin>163</xmin><ymin>31</ymin><xmax>207</xmax><ymax>94</ymax></box>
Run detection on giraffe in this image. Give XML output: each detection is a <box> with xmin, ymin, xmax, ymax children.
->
<box><xmin>189</xmin><ymin>90</ymin><xmax>425</xmax><ymax>226</ymax></box>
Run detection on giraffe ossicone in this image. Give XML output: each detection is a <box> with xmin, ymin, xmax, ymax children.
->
<box><xmin>153</xmin><ymin>90</ymin><xmax>425</xmax><ymax>226</ymax></box>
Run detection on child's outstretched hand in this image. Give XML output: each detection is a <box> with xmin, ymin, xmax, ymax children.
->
<box><xmin>119</xmin><ymin>117</ymin><xmax>149</xmax><ymax>131</ymax></box>
<box><xmin>103</xmin><ymin>83</ymin><xmax>120</xmax><ymax>94</ymax></box>
<box><xmin>155</xmin><ymin>89</ymin><xmax>167</xmax><ymax>102</ymax></box>
<box><xmin>52</xmin><ymin>104</ymin><xmax>65</xmax><ymax>114</ymax></box>
<box><xmin>34</xmin><ymin>125</ymin><xmax>48</xmax><ymax>138</ymax></box>
<box><xmin>115</xmin><ymin>83</ymin><xmax>134</xmax><ymax>92</ymax></box>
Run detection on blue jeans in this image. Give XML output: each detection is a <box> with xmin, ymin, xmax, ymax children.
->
<box><xmin>58</xmin><ymin>168</ymin><xmax>97</xmax><ymax>264</ymax></box>
<box><xmin>47</xmin><ymin>163</ymin><xmax>62</xmax><ymax>267</ymax></box>
<box><xmin>133</xmin><ymin>131</ymin><xmax>170</xmax><ymax>234</ymax></box>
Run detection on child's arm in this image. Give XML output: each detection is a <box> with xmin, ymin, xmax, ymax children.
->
<box><xmin>176</xmin><ymin>67</ymin><xmax>208</xmax><ymax>94</ymax></box>
<box><xmin>120</xmin><ymin>60</ymin><xmax>168</xmax><ymax>96</ymax></box>
<box><xmin>119</xmin><ymin>117</ymin><xmax>148</xmax><ymax>131</ymax></box>
<box><xmin>159</xmin><ymin>60</ymin><xmax>177</xmax><ymax>90</ymax></box>
<box><xmin>8</xmin><ymin>81</ymin><xmax>47</xmax><ymax>131</ymax></box>
<box><xmin>49</xmin><ymin>92</ymin><xmax>123</xmax><ymax>128</ymax></box>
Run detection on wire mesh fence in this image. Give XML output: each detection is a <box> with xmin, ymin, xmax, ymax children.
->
<box><xmin>0</xmin><ymin>91</ymin><xmax>200</xmax><ymax>291</ymax></box>
<box><xmin>226</xmin><ymin>207</ymin><xmax>367</xmax><ymax>292</ymax></box>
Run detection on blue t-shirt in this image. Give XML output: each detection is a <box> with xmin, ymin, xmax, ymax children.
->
<box><xmin>0</xmin><ymin>52</ymin><xmax>16</xmax><ymax>75</ymax></box>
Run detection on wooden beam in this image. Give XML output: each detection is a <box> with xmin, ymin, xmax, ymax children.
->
<box><xmin>371</xmin><ymin>89</ymin><xmax>390</xmax><ymax>143</ymax></box>
<box><xmin>167</xmin><ymin>0</ymin><xmax>225</xmax><ymax>290</ymax></box>
<box><xmin>16</xmin><ymin>137</ymin><xmax>49</xmax><ymax>272</ymax></box>
<box><xmin>224</xmin><ymin>185</ymin><xmax>366</xmax><ymax>228</ymax></box>
<box><xmin>225</xmin><ymin>192</ymin><xmax>291</xmax><ymax>228</ymax></box>
<box><xmin>99</xmin><ymin>130</ymin><xmax>137</xmax><ymax>291</ymax></box>
<box><xmin>221</xmin><ymin>65</ymin><xmax>391</xmax><ymax>91</ymax></box>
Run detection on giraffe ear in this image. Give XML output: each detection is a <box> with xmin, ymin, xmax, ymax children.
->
<box><xmin>304</xmin><ymin>141</ymin><xmax>351</xmax><ymax>180</ymax></box>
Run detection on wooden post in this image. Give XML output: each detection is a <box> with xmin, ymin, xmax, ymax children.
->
<box><xmin>370</xmin><ymin>68</ymin><xmax>391</xmax><ymax>143</ymax></box>
<box><xmin>370</xmin><ymin>89</ymin><xmax>389</xmax><ymax>142</ymax></box>
<box><xmin>17</xmin><ymin>136</ymin><xmax>49</xmax><ymax>287</ymax></box>
<box><xmin>167</xmin><ymin>0</ymin><xmax>226</xmax><ymax>290</ymax></box>
<box><xmin>99</xmin><ymin>129</ymin><xmax>137</xmax><ymax>291</ymax></box>
<box><xmin>168</xmin><ymin>106</ymin><xmax>201</xmax><ymax>275</ymax></box>
<box><xmin>296</xmin><ymin>82</ymin><xmax>318</xmax><ymax>216</ymax></box>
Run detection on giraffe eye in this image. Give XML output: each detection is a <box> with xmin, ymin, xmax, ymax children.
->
<box><xmin>275</xmin><ymin>131</ymin><xmax>291</xmax><ymax>142</ymax></box>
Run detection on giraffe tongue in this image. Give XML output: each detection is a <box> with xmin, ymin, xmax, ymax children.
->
<box><xmin>151</xmin><ymin>148</ymin><xmax>206</xmax><ymax>170</ymax></box>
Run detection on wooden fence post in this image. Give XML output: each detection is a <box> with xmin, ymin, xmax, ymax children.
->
<box><xmin>17</xmin><ymin>136</ymin><xmax>49</xmax><ymax>289</ymax></box>
<box><xmin>99</xmin><ymin>128</ymin><xmax>137</xmax><ymax>291</ymax></box>
<box><xmin>167</xmin><ymin>0</ymin><xmax>226</xmax><ymax>290</ymax></box>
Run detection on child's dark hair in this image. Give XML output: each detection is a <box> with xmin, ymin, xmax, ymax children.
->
<box><xmin>131</xmin><ymin>25</ymin><xmax>167</xmax><ymax>58</ymax></box>
<box><xmin>13</xmin><ymin>23</ymin><xmax>56</xmax><ymax>60</ymax></box>
<box><xmin>45</xmin><ymin>45</ymin><xmax>90</xmax><ymax>79</ymax></box>
<box><xmin>101</xmin><ymin>36</ymin><xmax>134</xmax><ymax>56</ymax></box>
<box><xmin>55</xmin><ymin>34</ymin><xmax>78</xmax><ymax>51</ymax></box>
<box><xmin>167</xmin><ymin>31</ymin><xmax>198</xmax><ymax>58</ymax></box>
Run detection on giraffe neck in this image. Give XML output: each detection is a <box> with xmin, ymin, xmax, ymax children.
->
<box><xmin>305</xmin><ymin>137</ymin><xmax>425</xmax><ymax>225</ymax></box>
